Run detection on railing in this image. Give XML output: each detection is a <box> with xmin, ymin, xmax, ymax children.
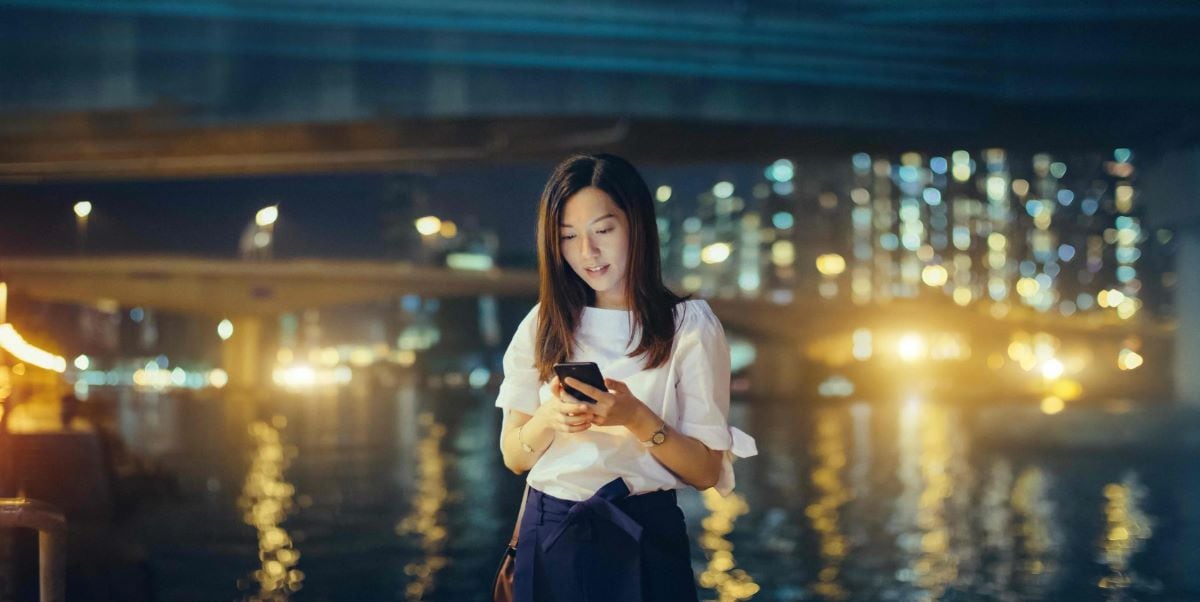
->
<box><xmin>0</xmin><ymin>498</ymin><xmax>66</xmax><ymax>602</ymax></box>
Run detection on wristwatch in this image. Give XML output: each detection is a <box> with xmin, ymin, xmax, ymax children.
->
<box><xmin>640</xmin><ymin>422</ymin><xmax>668</xmax><ymax>448</ymax></box>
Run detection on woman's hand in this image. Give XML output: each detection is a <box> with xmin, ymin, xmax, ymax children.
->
<box><xmin>536</xmin><ymin>376</ymin><xmax>595</xmax><ymax>433</ymax></box>
<box><xmin>562</xmin><ymin>377</ymin><xmax>654</xmax><ymax>432</ymax></box>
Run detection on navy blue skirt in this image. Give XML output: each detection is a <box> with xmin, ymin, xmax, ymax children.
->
<box><xmin>513</xmin><ymin>478</ymin><xmax>699</xmax><ymax>602</ymax></box>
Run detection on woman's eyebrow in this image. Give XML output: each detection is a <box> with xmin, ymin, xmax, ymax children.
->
<box><xmin>560</xmin><ymin>213</ymin><xmax>615</xmax><ymax>228</ymax></box>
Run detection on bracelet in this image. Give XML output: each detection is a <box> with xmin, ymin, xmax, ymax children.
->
<box><xmin>518</xmin><ymin>423</ymin><xmax>536</xmax><ymax>453</ymax></box>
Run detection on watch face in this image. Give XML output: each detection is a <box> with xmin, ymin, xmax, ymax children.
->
<box><xmin>652</xmin><ymin>432</ymin><xmax>666</xmax><ymax>445</ymax></box>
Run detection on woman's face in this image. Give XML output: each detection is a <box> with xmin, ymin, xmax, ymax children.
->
<box><xmin>559</xmin><ymin>186</ymin><xmax>630</xmax><ymax>309</ymax></box>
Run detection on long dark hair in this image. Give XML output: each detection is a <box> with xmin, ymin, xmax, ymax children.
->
<box><xmin>534</xmin><ymin>153</ymin><xmax>688</xmax><ymax>382</ymax></box>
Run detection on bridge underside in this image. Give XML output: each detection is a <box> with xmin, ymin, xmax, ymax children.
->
<box><xmin>3</xmin><ymin>1</ymin><xmax>1199</xmax><ymax>181</ymax></box>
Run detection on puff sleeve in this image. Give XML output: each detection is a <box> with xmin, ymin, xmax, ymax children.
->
<box><xmin>672</xmin><ymin>302</ymin><xmax>758</xmax><ymax>496</ymax></box>
<box><xmin>494</xmin><ymin>305</ymin><xmax>544</xmax><ymax>419</ymax></box>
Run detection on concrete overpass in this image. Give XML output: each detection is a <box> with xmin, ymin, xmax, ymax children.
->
<box><xmin>2</xmin><ymin>1</ymin><xmax>1199</xmax><ymax>181</ymax></box>
<box><xmin>0</xmin><ymin>256</ymin><xmax>1174</xmax><ymax>399</ymax></box>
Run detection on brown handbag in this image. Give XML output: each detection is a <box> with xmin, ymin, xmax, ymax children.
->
<box><xmin>492</xmin><ymin>486</ymin><xmax>530</xmax><ymax>602</ymax></box>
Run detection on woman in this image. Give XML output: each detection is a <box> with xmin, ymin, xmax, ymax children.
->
<box><xmin>495</xmin><ymin>153</ymin><xmax>757</xmax><ymax>601</ymax></box>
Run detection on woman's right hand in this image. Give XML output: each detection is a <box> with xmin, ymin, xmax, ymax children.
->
<box><xmin>536</xmin><ymin>376</ymin><xmax>594</xmax><ymax>433</ymax></box>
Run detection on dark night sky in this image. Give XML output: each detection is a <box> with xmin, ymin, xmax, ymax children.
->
<box><xmin>0</xmin><ymin>161</ymin><xmax>760</xmax><ymax>265</ymax></box>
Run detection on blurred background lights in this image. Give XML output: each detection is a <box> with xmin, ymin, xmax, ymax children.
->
<box><xmin>218</xmin><ymin>319</ymin><xmax>234</xmax><ymax>340</ymax></box>
<box><xmin>700</xmin><ymin>242</ymin><xmax>732</xmax><ymax>264</ymax></box>
<box><xmin>816</xmin><ymin>254</ymin><xmax>846</xmax><ymax>276</ymax></box>
<box><xmin>712</xmin><ymin>181</ymin><xmax>735</xmax><ymax>199</ymax></box>
<box><xmin>414</xmin><ymin>216</ymin><xmax>442</xmax><ymax>236</ymax></box>
<box><xmin>897</xmin><ymin>333</ymin><xmax>926</xmax><ymax>362</ymax></box>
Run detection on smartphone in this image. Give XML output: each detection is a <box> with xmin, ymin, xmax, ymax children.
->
<box><xmin>553</xmin><ymin>362</ymin><xmax>606</xmax><ymax>404</ymax></box>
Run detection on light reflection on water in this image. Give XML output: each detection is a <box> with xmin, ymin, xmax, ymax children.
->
<box><xmin>698</xmin><ymin>488</ymin><xmax>759</xmax><ymax>601</ymax></box>
<box><xmin>103</xmin><ymin>386</ymin><xmax>1199</xmax><ymax>601</ymax></box>
<box><xmin>394</xmin><ymin>412</ymin><xmax>449</xmax><ymax>600</ymax></box>
<box><xmin>236</xmin><ymin>416</ymin><xmax>303</xmax><ymax>600</ymax></box>
<box><xmin>1098</xmin><ymin>472</ymin><xmax>1155</xmax><ymax>600</ymax></box>
<box><xmin>807</xmin><ymin>407</ymin><xmax>850</xmax><ymax>600</ymax></box>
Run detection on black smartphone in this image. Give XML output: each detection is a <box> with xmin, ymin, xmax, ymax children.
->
<box><xmin>553</xmin><ymin>362</ymin><xmax>606</xmax><ymax>404</ymax></box>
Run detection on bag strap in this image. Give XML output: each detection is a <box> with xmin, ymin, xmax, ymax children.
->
<box><xmin>508</xmin><ymin>485</ymin><xmax>530</xmax><ymax>548</ymax></box>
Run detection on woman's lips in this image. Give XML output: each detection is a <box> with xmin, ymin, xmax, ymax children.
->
<box><xmin>584</xmin><ymin>265</ymin><xmax>609</xmax><ymax>277</ymax></box>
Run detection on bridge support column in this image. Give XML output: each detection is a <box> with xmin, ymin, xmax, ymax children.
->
<box><xmin>220</xmin><ymin>316</ymin><xmax>270</xmax><ymax>392</ymax></box>
<box><xmin>747</xmin><ymin>340</ymin><xmax>805</xmax><ymax>401</ymax></box>
<box><xmin>1141</xmin><ymin>148</ymin><xmax>1200</xmax><ymax>406</ymax></box>
<box><xmin>1176</xmin><ymin>226</ymin><xmax>1200</xmax><ymax>405</ymax></box>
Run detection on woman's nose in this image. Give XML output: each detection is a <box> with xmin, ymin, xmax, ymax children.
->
<box><xmin>580</xmin><ymin>235</ymin><xmax>598</xmax><ymax>258</ymax></box>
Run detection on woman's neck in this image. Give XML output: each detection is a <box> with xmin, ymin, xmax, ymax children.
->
<box><xmin>591</xmin><ymin>293</ymin><xmax>629</xmax><ymax>310</ymax></box>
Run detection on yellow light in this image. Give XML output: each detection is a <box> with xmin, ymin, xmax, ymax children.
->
<box><xmin>952</xmin><ymin>164</ymin><xmax>971</xmax><ymax>182</ymax></box>
<box><xmin>255</xmin><ymin>205</ymin><xmax>279</xmax><ymax>227</ymax></box>
<box><xmin>1051</xmin><ymin>379</ymin><xmax>1083</xmax><ymax>400</ymax></box>
<box><xmin>349</xmin><ymin>348</ymin><xmax>374</xmax><ymax>367</ymax></box>
<box><xmin>0</xmin><ymin>282</ymin><xmax>6</xmax><ymax>323</ymax></box>
<box><xmin>815</xmin><ymin>254</ymin><xmax>846</xmax><ymax>276</ymax></box>
<box><xmin>1016</xmin><ymin>277</ymin><xmax>1040</xmax><ymax>297</ymax></box>
<box><xmin>439</xmin><ymin>220</ymin><xmax>457</xmax><ymax>238</ymax></box>
<box><xmin>73</xmin><ymin>201</ymin><xmax>93</xmax><ymax>218</ymax></box>
<box><xmin>414</xmin><ymin>216</ymin><xmax>442</xmax><ymax>236</ymax></box>
<box><xmin>1117</xmin><ymin>298</ymin><xmax>1139</xmax><ymax>320</ymax></box>
<box><xmin>953</xmin><ymin>287</ymin><xmax>972</xmax><ymax>306</ymax></box>
<box><xmin>1115</xmin><ymin>185</ymin><xmax>1134</xmax><ymax>213</ymax></box>
<box><xmin>395</xmin><ymin>349</ymin><xmax>416</xmax><ymax>367</ymax></box>
<box><xmin>319</xmin><ymin>347</ymin><xmax>340</xmax><ymax>366</ymax></box>
<box><xmin>771</xmin><ymin>240</ymin><xmax>795</xmax><ymax>267</ymax></box>
<box><xmin>208</xmin><ymin>368</ymin><xmax>229</xmax><ymax>388</ymax></box>
<box><xmin>897</xmin><ymin>333</ymin><xmax>926</xmax><ymax>362</ymax></box>
<box><xmin>217</xmin><ymin>319</ymin><xmax>234</xmax><ymax>340</ymax></box>
<box><xmin>1011</xmin><ymin>179</ymin><xmax>1030</xmax><ymax>197</ymax></box>
<box><xmin>921</xmin><ymin>265</ymin><xmax>948</xmax><ymax>287</ymax></box>
<box><xmin>273</xmin><ymin>364</ymin><xmax>316</xmax><ymax>388</ymax></box>
<box><xmin>987</xmin><ymin>232</ymin><xmax>1006</xmax><ymax>251</ymax></box>
<box><xmin>1041</xmin><ymin>358</ymin><xmax>1064</xmax><ymax>379</ymax></box>
<box><xmin>0</xmin><ymin>324</ymin><xmax>67</xmax><ymax>372</ymax></box>
<box><xmin>1118</xmin><ymin>349</ymin><xmax>1143</xmax><ymax>370</ymax></box>
<box><xmin>700</xmin><ymin>243</ymin><xmax>732</xmax><ymax>264</ymax></box>
<box><xmin>1040</xmin><ymin>396</ymin><xmax>1065</xmax><ymax>415</ymax></box>
<box><xmin>656</xmin><ymin>186</ymin><xmax>672</xmax><ymax>202</ymax></box>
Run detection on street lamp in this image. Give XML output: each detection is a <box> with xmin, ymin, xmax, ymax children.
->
<box><xmin>240</xmin><ymin>204</ymin><xmax>279</xmax><ymax>260</ymax></box>
<box><xmin>73</xmin><ymin>201</ymin><xmax>92</xmax><ymax>252</ymax></box>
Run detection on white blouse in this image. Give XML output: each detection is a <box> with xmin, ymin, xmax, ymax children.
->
<box><xmin>495</xmin><ymin>299</ymin><xmax>757</xmax><ymax>501</ymax></box>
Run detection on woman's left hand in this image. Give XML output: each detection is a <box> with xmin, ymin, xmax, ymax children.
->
<box><xmin>563</xmin><ymin>377</ymin><xmax>652</xmax><ymax>430</ymax></box>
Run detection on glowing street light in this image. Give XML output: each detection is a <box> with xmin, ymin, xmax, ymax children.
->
<box><xmin>414</xmin><ymin>216</ymin><xmax>442</xmax><ymax>236</ymax></box>
<box><xmin>897</xmin><ymin>333</ymin><xmax>926</xmax><ymax>362</ymax></box>
<box><xmin>74</xmin><ymin>200</ymin><xmax>93</xmax><ymax>252</ymax></box>
<box><xmin>255</xmin><ymin>205</ymin><xmax>279</xmax><ymax>227</ymax></box>
<box><xmin>815</xmin><ymin>254</ymin><xmax>846</xmax><ymax>276</ymax></box>
<box><xmin>700</xmin><ymin>243</ymin><xmax>732</xmax><ymax>264</ymax></box>
<box><xmin>1041</xmin><ymin>358</ymin><xmax>1065</xmax><ymax>380</ymax></box>
<box><xmin>218</xmin><ymin>319</ymin><xmax>234</xmax><ymax>341</ymax></box>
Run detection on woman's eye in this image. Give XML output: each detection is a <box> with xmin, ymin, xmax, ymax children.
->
<box><xmin>596</xmin><ymin>228</ymin><xmax>612</xmax><ymax>234</ymax></box>
<box><xmin>561</xmin><ymin>234</ymin><xmax>576</xmax><ymax>240</ymax></box>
